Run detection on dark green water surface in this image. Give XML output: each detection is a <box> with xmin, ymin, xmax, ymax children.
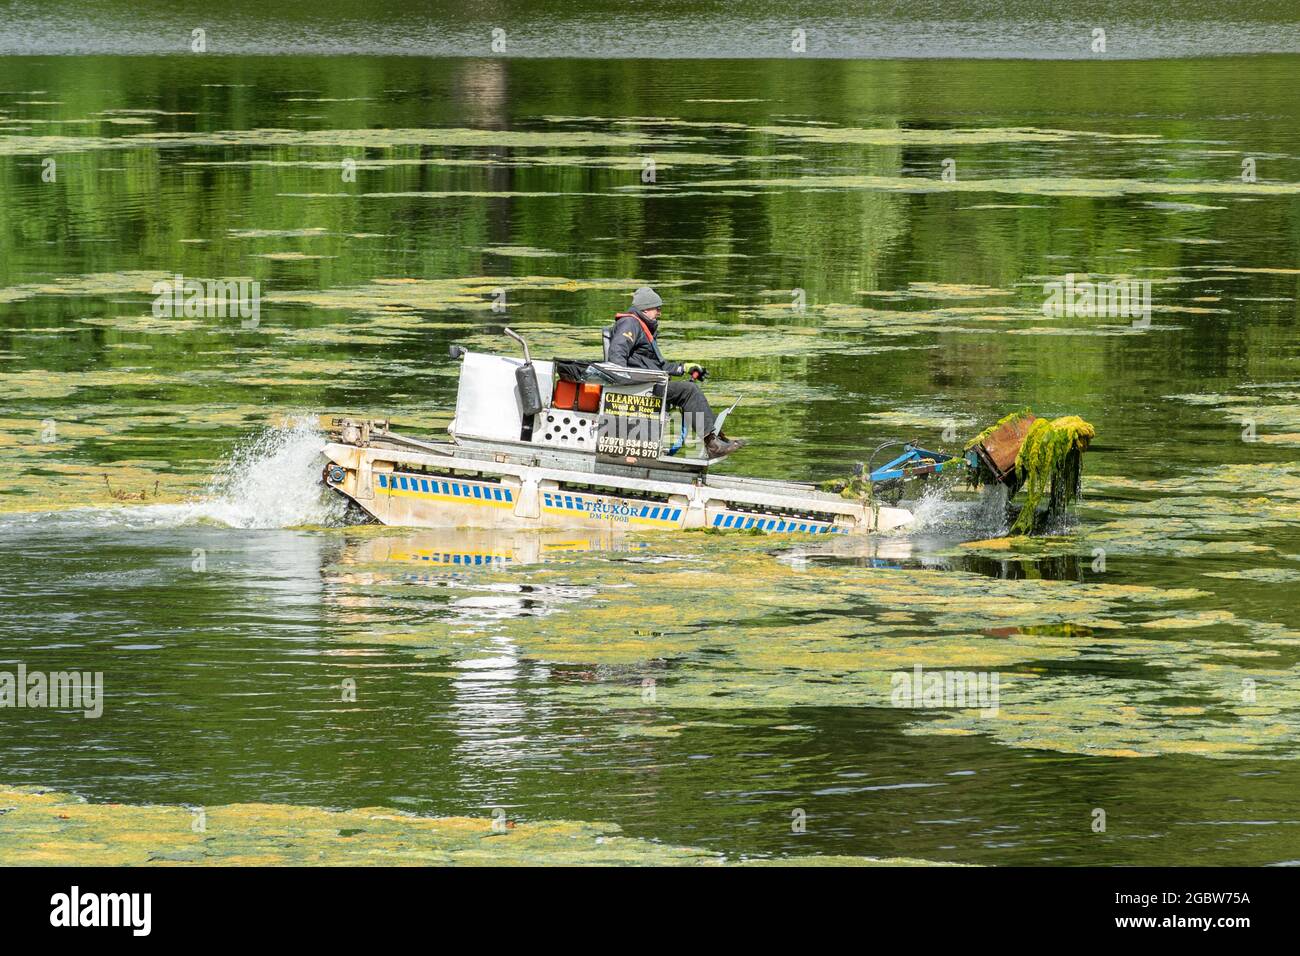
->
<box><xmin>1</xmin><ymin>55</ymin><xmax>1298</xmax><ymax>864</ymax></box>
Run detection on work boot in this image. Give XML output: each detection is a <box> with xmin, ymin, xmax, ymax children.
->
<box><xmin>704</xmin><ymin>432</ymin><xmax>745</xmax><ymax>459</ymax></box>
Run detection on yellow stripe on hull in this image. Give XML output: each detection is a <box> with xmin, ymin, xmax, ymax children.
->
<box><xmin>384</xmin><ymin>488</ymin><xmax>514</xmax><ymax>509</ymax></box>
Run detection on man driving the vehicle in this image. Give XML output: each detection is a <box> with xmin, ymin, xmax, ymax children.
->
<box><xmin>606</xmin><ymin>287</ymin><xmax>743</xmax><ymax>459</ymax></box>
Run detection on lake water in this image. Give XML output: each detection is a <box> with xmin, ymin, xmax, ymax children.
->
<box><xmin>1</xmin><ymin>48</ymin><xmax>1299</xmax><ymax>864</ymax></box>
<box><xmin>5</xmin><ymin>0</ymin><xmax>1300</xmax><ymax>58</ymax></box>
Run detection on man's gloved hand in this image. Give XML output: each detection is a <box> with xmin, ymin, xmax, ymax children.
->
<box><xmin>683</xmin><ymin>363</ymin><xmax>708</xmax><ymax>382</ymax></box>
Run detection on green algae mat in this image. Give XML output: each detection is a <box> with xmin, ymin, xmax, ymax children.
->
<box><xmin>0</xmin><ymin>787</ymin><xmax>954</xmax><ymax>866</ymax></box>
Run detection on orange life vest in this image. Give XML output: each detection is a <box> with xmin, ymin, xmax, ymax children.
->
<box><xmin>614</xmin><ymin>311</ymin><xmax>656</xmax><ymax>342</ymax></box>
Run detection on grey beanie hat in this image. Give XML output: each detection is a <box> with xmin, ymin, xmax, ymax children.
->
<box><xmin>631</xmin><ymin>286</ymin><xmax>663</xmax><ymax>311</ymax></box>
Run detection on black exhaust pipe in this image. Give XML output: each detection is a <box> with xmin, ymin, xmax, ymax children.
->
<box><xmin>504</xmin><ymin>327</ymin><xmax>543</xmax><ymax>418</ymax></box>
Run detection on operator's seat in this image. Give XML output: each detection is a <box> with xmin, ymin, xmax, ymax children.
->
<box><xmin>595</xmin><ymin>324</ymin><xmax>691</xmax><ymax>457</ymax></box>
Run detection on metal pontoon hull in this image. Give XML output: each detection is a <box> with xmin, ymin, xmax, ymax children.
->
<box><xmin>321</xmin><ymin>437</ymin><xmax>913</xmax><ymax>536</ymax></box>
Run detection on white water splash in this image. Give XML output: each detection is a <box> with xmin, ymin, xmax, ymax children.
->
<box><xmin>186</xmin><ymin>416</ymin><xmax>350</xmax><ymax>529</ymax></box>
<box><xmin>905</xmin><ymin>482</ymin><xmax>1009</xmax><ymax>537</ymax></box>
<box><xmin>0</xmin><ymin>418</ymin><xmax>351</xmax><ymax>533</ymax></box>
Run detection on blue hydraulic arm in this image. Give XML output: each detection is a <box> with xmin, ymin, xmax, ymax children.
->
<box><xmin>867</xmin><ymin>443</ymin><xmax>975</xmax><ymax>483</ymax></box>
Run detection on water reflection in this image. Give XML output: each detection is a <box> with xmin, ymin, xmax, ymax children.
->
<box><xmin>3</xmin><ymin>46</ymin><xmax>1300</xmax><ymax>864</ymax></box>
<box><xmin>337</xmin><ymin>526</ymin><xmax>645</xmax><ymax>571</ymax></box>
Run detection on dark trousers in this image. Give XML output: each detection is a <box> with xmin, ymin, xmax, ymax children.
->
<box><xmin>666</xmin><ymin>380</ymin><xmax>717</xmax><ymax>436</ymax></box>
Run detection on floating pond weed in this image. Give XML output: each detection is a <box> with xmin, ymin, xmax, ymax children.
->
<box><xmin>1010</xmin><ymin>416</ymin><xmax>1095</xmax><ymax>534</ymax></box>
